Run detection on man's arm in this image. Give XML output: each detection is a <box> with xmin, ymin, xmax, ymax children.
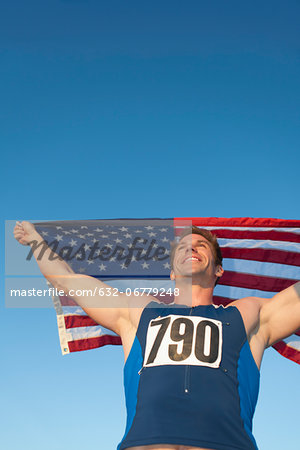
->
<box><xmin>14</xmin><ymin>221</ymin><xmax>149</xmax><ymax>336</ymax></box>
<box><xmin>258</xmin><ymin>282</ymin><xmax>300</xmax><ymax>348</ymax></box>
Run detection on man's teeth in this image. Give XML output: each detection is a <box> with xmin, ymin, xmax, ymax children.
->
<box><xmin>185</xmin><ymin>257</ymin><xmax>199</xmax><ymax>262</ymax></box>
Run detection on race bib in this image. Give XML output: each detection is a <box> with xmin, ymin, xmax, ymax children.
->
<box><xmin>143</xmin><ymin>315</ymin><xmax>222</xmax><ymax>369</ymax></box>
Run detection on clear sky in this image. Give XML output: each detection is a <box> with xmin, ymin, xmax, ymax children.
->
<box><xmin>1</xmin><ymin>1</ymin><xmax>299</xmax><ymax>449</ymax></box>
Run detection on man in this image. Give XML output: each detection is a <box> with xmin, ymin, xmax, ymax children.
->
<box><xmin>14</xmin><ymin>221</ymin><xmax>300</xmax><ymax>450</ymax></box>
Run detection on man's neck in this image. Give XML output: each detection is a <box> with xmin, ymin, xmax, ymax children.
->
<box><xmin>173</xmin><ymin>278</ymin><xmax>214</xmax><ymax>307</ymax></box>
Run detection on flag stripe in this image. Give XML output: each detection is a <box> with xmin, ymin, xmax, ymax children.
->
<box><xmin>214</xmin><ymin>284</ymin><xmax>274</xmax><ymax>299</ymax></box>
<box><xmin>65</xmin><ymin>325</ymin><xmax>108</xmax><ymax>340</ymax></box>
<box><xmin>198</xmin><ymin>226</ymin><xmax>300</xmax><ymax>234</ymax></box>
<box><xmin>272</xmin><ymin>341</ymin><xmax>300</xmax><ymax>364</ymax></box>
<box><xmin>209</xmin><ymin>229</ymin><xmax>300</xmax><ymax>243</ymax></box>
<box><xmin>175</xmin><ymin>217</ymin><xmax>300</xmax><ymax>227</ymax></box>
<box><xmin>62</xmin><ymin>306</ymin><xmax>88</xmax><ymax>316</ymax></box>
<box><xmin>68</xmin><ymin>335</ymin><xmax>122</xmax><ymax>352</ymax></box>
<box><xmin>219</xmin><ymin>271</ymin><xmax>297</xmax><ymax>292</ymax></box>
<box><xmin>283</xmin><ymin>335</ymin><xmax>300</xmax><ymax>349</ymax></box>
<box><xmin>223</xmin><ymin>259</ymin><xmax>300</xmax><ymax>280</ymax></box>
<box><xmin>174</xmin><ymin>225</ymin><xmax>300</xmax><ymax>252</ymax></box>
<box><xmin>219</xmin><ymin>239</ymin><xmax>300</xmax><ymax>253</ymax></box>
<box><xmin>65</xmin><ymin>315</ymin><xmax>99</xmax><ymax>329</ymax></box>
<box><xmin>221</xmin><ymin>247</ymin><xmax>300</xmax><ymax>266</ymax></box>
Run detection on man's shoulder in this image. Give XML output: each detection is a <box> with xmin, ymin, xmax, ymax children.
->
<box><xmin>228</xmin><ymin>296</ymin><xmax>270</xmax><ymax>338</ymax></box>
<box><xmin>126</xmin><ymin>296</ymin><xmax>161</xmax><ymax>328</ymax></box>
<box><xmin>228</xmin><ymin>296</ymin><xmax>268</xmax><ymax>309</ymax></box>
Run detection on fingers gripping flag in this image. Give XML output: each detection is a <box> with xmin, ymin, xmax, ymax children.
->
<box><xmin>33</xmin><ymin>217</ymin><xmax>300</xmax><ymax>365</ymax></box>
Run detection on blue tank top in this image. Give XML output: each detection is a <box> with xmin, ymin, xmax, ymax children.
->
<box><xmin>118</xmin><ymin>301</ymin><xmax>260</xmax><ymax>450</ymax></box>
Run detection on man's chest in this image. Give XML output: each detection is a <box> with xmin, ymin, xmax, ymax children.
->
<box><xmin>134</xmin><ymin>304</ymin><xmax>253</xmax><ymax>369</ymax></box>
<box><xmin>123</xmin><ymin>299</ymin><xmax>264</xmax><ymax>368</ymax></box>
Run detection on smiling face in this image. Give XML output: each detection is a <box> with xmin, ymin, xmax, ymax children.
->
<box><xmin>171</xmin><ymin>233</ymin><xmax>223</xmax><ymax>284</ymax></box>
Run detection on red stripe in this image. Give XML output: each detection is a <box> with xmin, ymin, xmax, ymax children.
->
<box><xmin>272</xmin><ymin>341</ymin><xmax>300</xmax><ymax>364</ymax></box>
<box><xmin>64</xmin><ymin>315</ymin><xmax>99</xmax><ymax>329</ymax></box>
<box><xmin>295</xmin><ymin>330</ymin><xmax>300</xmax><ymax>337</ymax></box>
<box><xmin>60</xmin><ymin>295</ymin><xmax>78</xmax><ymax>307</ymax></box>
<box><xmin>212</xmin><ymin>229</ymin><xmax>300</xmax><ymax>243</ymax></box>
<box><xmin>68</xmin><ymin>334</ymin><xmax>122</xmax><ymax>352</ymax></box>
<box><xmin>174</xmin><ymin>217</ymin><xmax>300</xmax><ymax>228</ymax></box>
<box><xmin>153</xmin><ymin>293</ymin><xmax>174</xmax><ymax>304</ymax></box>
<box><xmin>219</xmin><ymin>271</ymin><xmax>297</xmax><ymax>292</ymax></box>
<box><xmin>221</xmin><ymin>247</ymin><xmax>300</xmax><ymax>267</ymax></box>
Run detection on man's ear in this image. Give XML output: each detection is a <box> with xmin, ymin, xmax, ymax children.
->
<box><xmin>170</xmin><ymin>270</ymin><xmax>175</xmax><ymax>281</ymax></box>
<box><xmin>215</xmin><ymin>266</ymin><xmax>224</xmax><ymax>278</ymax></box>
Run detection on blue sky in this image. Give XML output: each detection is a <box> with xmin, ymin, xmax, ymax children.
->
<box><xmin>1</xmin><ymin>1</ymin><xmax>300</xmax><ymax>449</ymax></box>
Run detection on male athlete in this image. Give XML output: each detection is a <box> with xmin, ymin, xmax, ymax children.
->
<box><xmin>14</xmin><ymin>221</ymin><xmax>300</xmax><ymax>450</ymax></box>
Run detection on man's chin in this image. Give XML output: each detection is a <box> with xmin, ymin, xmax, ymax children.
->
<box><xmin>172</xmin><ymin>272</ymin><xmax>192</xmax><ymax>280</ymax></box>
<box><xmin>173</xmin><ymin>269</ymin><xmax>202</xmax><ymax>279</ymax></box>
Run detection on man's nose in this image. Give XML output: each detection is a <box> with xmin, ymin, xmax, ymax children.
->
<box><xmin>185</xmin><ymin>244</ymin><xmax>196</xmax><ymax>253</ymax></box>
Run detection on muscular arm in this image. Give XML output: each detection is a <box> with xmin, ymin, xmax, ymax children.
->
<box><xmin>14</xmin><ymin>221</ymin><xmax>149</xmax><ymax>336</ymax></box>
<box><xmin>258</xmin><ymin>282</ymin><xmax>300</xmax><ymax>348</ymax></box>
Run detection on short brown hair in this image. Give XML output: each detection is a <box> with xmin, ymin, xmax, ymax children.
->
<box><xmin>170</xmin><ymin>226</ymin><xmax>223</xmax><ymax>269</ymax></box>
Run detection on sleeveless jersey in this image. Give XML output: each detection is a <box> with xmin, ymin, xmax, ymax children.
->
<box><xmin>118</xmin><ymin>301</ymin><xmax>260</xmax><ymax>450</ymax></box>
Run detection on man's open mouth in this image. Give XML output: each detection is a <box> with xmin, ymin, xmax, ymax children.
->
<box><xmin>183</xmin><ymin>256</ymin><xmax>202</xmax><ymax>263</ymax></box>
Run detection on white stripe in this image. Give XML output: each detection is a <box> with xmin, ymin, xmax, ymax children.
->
<box><xmin>214</xmin><ymin>284</ymin><xmax>274</xmax><ymax>300</ymax></box>
<box><xmin>223</xmin><ymin>259</ymin><xmax>300</xmax><ymax>280</ymax></box>
<box><xmin>282</xmin><ymin>336</ymin><xmax>300</xmax><ymax>351</ymax></box>
<box><xmin>62</xmin><ymin>306</ymin><xmax>87</xmax><ymax>316</ymax></box>
<box><xmin>65</xmin><ymin>325</ymin><xmax>116</xmax><ymax>342</ymax></box>
<box><xmin>219</xmin><ymin>238</ymin><xmax>300</xmax><ymax>253</ymax></box>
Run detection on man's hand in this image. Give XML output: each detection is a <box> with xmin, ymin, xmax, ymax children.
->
<box><xmin>14</xmin><ymin>221</ymin><xmax>39</xmax><ymax>246</ymax></box>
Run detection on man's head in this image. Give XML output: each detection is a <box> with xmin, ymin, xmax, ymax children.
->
<box><xmin>170</xmin><ymin>226</ymin><xmax>223</xmax><ymax>285</ymax></box>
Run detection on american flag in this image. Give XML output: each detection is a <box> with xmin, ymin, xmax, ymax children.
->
<box><xmin>34</xmin><ymin>217</ymin><xmax>300</xmax><ymax>364</ymax></box>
